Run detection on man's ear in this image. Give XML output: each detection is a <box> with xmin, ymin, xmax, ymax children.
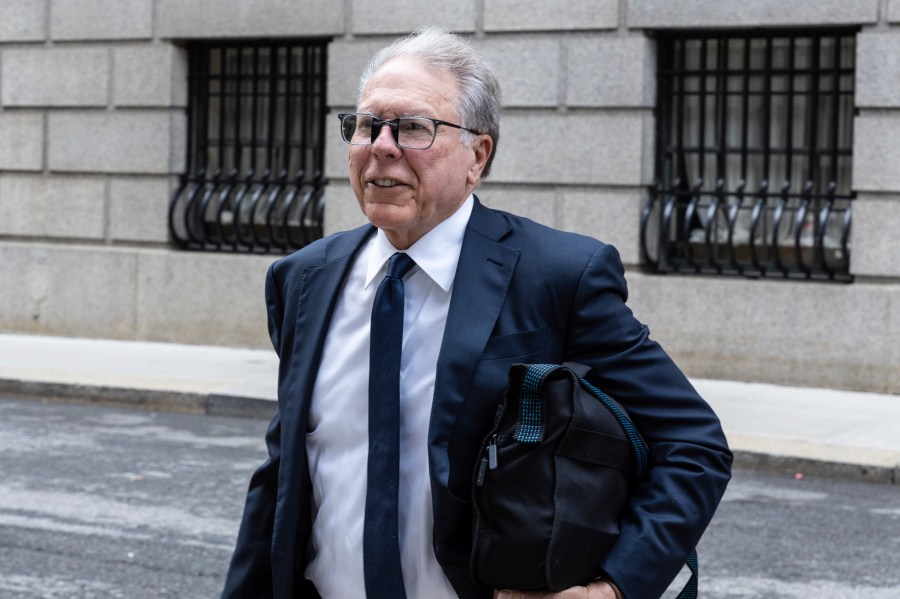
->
<box><xmin>467</xmin><ymin>134</ymin><xmax>494</xmax><ymax>186</ymax></box>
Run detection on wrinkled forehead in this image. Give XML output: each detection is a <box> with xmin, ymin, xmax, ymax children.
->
<box><xmin>358</xmin><ymin>57</ymin><xmax>461</xmax><ymax>119</ymax></box>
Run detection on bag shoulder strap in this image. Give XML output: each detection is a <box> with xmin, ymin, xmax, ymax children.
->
<box><xmin>577</xmin><ymin>376</ymin><xmax>649</xmax><ymax>480</ymax></box>
<box><xmin>676</xmin><ymin>549</ymin><xmax>699</xmax><ymax>599</ymax></box>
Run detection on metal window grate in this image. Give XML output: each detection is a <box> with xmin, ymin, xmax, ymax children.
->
<box><xmin>169</xmin><ymin>40</ymin><xmax>329</xmax><ymax>253</ymax></box>
<box><xmin>642</xmin><ymin>29</ymin><xmax>856</xmax><ymax>282</ymax></box>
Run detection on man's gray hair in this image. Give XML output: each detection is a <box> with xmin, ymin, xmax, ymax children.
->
<box><xmin>357</xmin><ymin>27</ymin><xmax>502</xmax><ymax>179</ymax></box>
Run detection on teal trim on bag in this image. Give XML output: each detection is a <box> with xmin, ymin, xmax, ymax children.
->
<box><xmin>515</xmin><ymin>364</ymin><xmax>555</xmax><ymax>443</ymax></box>
<box><xmin>579</xmin><ymin>377</ymin><xmax>649</xmax><ymax>480</ymax></box>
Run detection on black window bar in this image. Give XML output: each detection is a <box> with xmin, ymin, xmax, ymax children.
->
<box><xmin>168</xmin><ymin>39</ymin><xmax>329</xmax><ymax>253</ymax></box>
<box><xmin>642</xmin><ymin>29</ymin><xmax>856</xmax><ymax>282</ymax></box>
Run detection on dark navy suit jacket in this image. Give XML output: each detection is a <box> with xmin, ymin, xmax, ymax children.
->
<box><xmin>223</xmin><ymin>197</ymin><xmax>732</xmax><ymax>599</ymax></box>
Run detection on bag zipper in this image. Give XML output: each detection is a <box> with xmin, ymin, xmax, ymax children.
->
<box><xmin>475</xmin><ymin>434</ymin><xmax>499</xmax><ymax>487</ymax></box>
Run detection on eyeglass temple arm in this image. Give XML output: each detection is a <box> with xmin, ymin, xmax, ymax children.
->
<box><xmin>434</xmin><ymin>119</ymin><xmax>481</xmax><ymax>136</ymax></box>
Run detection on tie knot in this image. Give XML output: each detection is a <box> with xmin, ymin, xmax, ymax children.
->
<box><xmin>385</xmin><ymin>252</ymin><xmax>416</xmax><ymax>280</ymax></box>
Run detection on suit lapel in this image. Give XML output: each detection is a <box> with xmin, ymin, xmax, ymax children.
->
<box><xmin>282</xmin><ymin>225</ymin><xmax>375</xmax><ymax>423</ymax></box>
<box><xmin>429</xmin><ymin>200</ymin><xmax>519</xmax><ymax>476</ymax></box>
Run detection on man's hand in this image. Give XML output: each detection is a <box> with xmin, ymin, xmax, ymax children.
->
<box><xmin>493</xmin><ymin>580</ymin><xmax>621</xmax><ymax>599</ymax></box>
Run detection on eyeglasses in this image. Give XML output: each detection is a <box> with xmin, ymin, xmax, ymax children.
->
<box><xmin>338</xmin><ymin>112</ymin><xmax>482</xmax><ymax>150</ymax></box>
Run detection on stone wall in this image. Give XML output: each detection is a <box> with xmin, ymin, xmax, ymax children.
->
<box><xmin>0</xmin><ymin>0</ymin><xmax>897</xmax><ymax>392</ymax></box>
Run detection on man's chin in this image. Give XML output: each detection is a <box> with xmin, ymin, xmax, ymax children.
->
<box><xmin>366</xmin><ymin>210</ymin><xmax>429</xmax><ymax>249</ymax></box>
<box><xmin>365</xmin><ymin>203</ymin><xmax>411</xmax><ymax>227</ymax></box>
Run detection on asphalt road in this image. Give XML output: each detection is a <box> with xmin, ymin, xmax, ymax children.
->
<box><xmin>0</xmin><ymin>397</ymin><xmax>898</xmax><ymax>599</ymax></box>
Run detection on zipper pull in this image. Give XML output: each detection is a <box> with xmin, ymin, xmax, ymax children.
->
<box><xmin>475</xmin><ymin>435</ymin><xmax>499</xmax><ymax>488</ymax></box>
<box><xmin>487</xmin><ymin>436</ymin><xmax>498</xmax><ymax>470</ymax></box>
<box><xmin>475</xmin><ymin>457</ymin><xmax>488</xmax><ymax>487</ymax></box>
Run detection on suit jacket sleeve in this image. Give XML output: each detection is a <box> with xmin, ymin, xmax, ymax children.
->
<box><xmin>564</xmin><ymin>244</ymin><xmax>732</xmax><ymax>599</ymax></box>
<box><xmin>221</xmin><ymin>262</ymin><xmax>285</xmax><ymax>598</ymax></box>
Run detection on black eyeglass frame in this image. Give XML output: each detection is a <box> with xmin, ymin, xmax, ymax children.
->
<box><xmin>337</xmin><ymin>112</ymin><xmax>483</xmax><ymax>150</ymax></box>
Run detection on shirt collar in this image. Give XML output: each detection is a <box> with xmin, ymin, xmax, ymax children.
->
<box><xmin>365</xmin><ymin>194</ymin><xmax>474</xmax><ymax>292</ymax></box>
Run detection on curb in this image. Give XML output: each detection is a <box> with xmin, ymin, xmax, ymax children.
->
<box><xmin>0</xmin><ymin>379</ymin><xmax>277</xmax><ymax>421</ymax></box>
<box><xmin>731</xmin><ymin>450</ymin><xmax>898</xmax><ymax>485</ymax></box>
<box><xmin>3</xmin><ymin>378</ymin><xmax>897</xmax><ymax>485</ymax></box>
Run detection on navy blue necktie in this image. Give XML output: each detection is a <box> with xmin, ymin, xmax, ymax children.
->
<box><xmin>364</xmin><ymin>252</ymin><xmax>415</xmax><ymax>599</ymax></box>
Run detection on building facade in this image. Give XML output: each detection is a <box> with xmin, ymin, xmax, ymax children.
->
<box><xmin>0</xmin><ymin>0</ymin><xmax>897</xmax><ymax>393</ymax></box>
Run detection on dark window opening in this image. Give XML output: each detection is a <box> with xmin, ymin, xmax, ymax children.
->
<box><xmin>169</xmin><ymin>39</ymin><xmax>329</xmax><ymax>253</ymax></box>
<box><xmin>642</xmin><ymin>29</ymin><xmax>856</xmax><ymax>282</ymax></box>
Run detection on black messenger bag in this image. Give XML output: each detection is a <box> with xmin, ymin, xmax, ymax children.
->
<box><xmin>470</xmin><ymin>363</ymin><xmax>698</xmax><ymax>597</ymax></box>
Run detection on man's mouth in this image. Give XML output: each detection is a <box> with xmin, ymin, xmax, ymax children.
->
<box><xmin>371</xmin><ymin>179</ymin><xmax>402</xmax><ymax>188</ymax></box>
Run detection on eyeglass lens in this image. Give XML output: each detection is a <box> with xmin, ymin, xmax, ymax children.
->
<box><xmin>341</xmin><ymin>114</ymin><xmax>437</xmax><ymax>149</ymax></box>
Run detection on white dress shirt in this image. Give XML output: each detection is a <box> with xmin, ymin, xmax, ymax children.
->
<box><xmin>305</xmin><ymin>196</ymin><xmax>474</xmax><ymax>598</ymax></box>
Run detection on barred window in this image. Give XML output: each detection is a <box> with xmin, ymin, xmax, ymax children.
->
<box><xmin>169</xmin><ymin>40</ymin><xmax>329</xmax><ymax>253</ymax></box>
<box><xmin>642</xmin><ymin>29</ymin><xmax>856</xmax><ymax>282</ymax></box>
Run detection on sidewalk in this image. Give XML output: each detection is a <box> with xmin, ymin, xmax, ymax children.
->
<box><xmin>1</xmin><ymin>333</ymin><xmax>898</xmax><ymax>484</ymax></box>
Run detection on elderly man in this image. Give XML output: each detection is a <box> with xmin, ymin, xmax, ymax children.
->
<box><xmin>223</xmin><ymin>27</ymin><xmax>731</xmax><ymax>599</ymax></box>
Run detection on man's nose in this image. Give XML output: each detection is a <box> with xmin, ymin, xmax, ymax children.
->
<box><xmin>371</xmin><ymin>122</ymin><xmax>400</xmax><ymax>155</ymax></box>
